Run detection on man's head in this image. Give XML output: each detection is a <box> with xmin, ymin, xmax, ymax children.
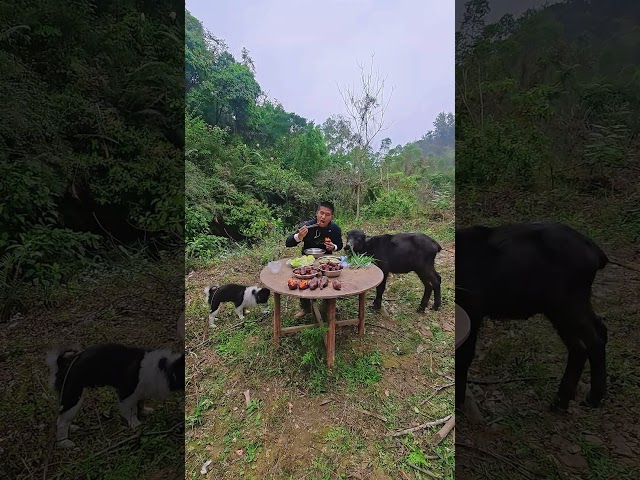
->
<box><xmin>316</xmin><ymin>201</ymin><xmax>335</xmax><ymax>228</ymax></box>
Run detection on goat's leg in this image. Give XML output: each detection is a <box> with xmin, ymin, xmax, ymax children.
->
<box><xmin>372</xmin><ymin>272</ymin><xmax>388</xmax><ymax>310</ymax></box>
<box><xmin>551</xmin><ymin>345</ymin><xmax>588</xmax><ymax>413</ymax></box>
<box><xmin>430</xmin><ymin>270</ymin><xmax>442</xmax><ymax>311</ymax></box>
<box><xmin>582</xmin><ymin>314</ymin><xmax>608</xmax><ymax>408</ymax></box>
<box><xmin>549</xmin><ymin>307</ymin><xmax>599</xmax><ymax>413</ymax></box>
<box><xmin>415</xmin><ymin>269</ymin><xmax>433</xmax><ymax>313</ymax></box>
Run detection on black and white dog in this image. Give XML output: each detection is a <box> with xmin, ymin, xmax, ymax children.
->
<box><xmin>46</xmin><ymin>343</ymin><xmax>184</xmax><ymax>448</ymax></box>
<box><xmin>204</xmin><ymin>284</ymin><xmax>271</xmax><ymax>326</ymax></box>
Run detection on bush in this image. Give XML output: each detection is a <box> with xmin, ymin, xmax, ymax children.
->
<box><xmin>364</xmin><ymin>189</ymin><xmax>416</xmax><ymax>219</ymax></box>
<box><xmin>186</xmin><ymin>234</ymin><xmax>228</xmax><ymax>262</ymax></box>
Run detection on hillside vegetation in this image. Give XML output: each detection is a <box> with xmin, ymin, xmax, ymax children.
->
<box><xmin>184</xmin><ymin>9</ymin><xmax>455</xmax><ymax>269</ymax></box>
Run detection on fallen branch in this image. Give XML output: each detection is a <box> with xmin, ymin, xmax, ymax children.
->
<box><xmin>400</xmin><ymin>471</ymin><xmax>412</xmax><ymax>480</ymax></box>
<box><xmin>420</xmin><ymin>382</ymin><xmax>454</xmax><ymax>405</ymax></box>
<box><xmin>365</xmin><ymin>322</ymin><xmax>398</xmax><ymax>334</ymax></box>
<box><xmin>609</xmin><ymin>256</ymin><xmax>640</xmax><ymax>273</ymax></box>
<box><xmin>91</xmin><ymin>421</ymin><xmax>184</xmax><ymax>459</ymax></box>
<box><xmin>357</xmin><ymin>408</ymin><xmax>387</xmax><ymax>423</ymax></box>
<box><xmin>387</xmin><ymin>414</ymin><xmax>452</xmax><ymax>437</ymax></box>
<box><xmin>431</xmin><ymin>414</ymin><xmax>455</xmax><ymax>446</ymax></box>
<box><xmin>407</xmin><ymin>463</ymin><xmax>440</xmax><ymax>479</ymax></box>
<box><xmin>468</xmin><ymin>375</ymin><xmax>555</xmax><ymax>385</ymax></box>
<box><xmin>457</xmin><ymin>442</ymin><xmax>536</xmax><ymax>479</ymax></box>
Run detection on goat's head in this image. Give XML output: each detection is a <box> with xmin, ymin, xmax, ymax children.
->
<box><xmin>345</xmin><ymin>230</ymin><xmax>367</xmax><ymax>253</ymax></box>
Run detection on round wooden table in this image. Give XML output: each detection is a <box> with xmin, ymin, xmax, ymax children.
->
<box><xmin>260</xmin><ymin>259</ymin><xmax>384</xmax><ymax>367</ymax></box>
<box><xmin>455</xmin><ymin>304</ymin><xmax>471</xmax><ymax>349</ymax></box>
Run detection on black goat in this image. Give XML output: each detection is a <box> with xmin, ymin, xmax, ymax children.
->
<box><xmin>455</xmin><ymin>222</ymin><xmax>609</xmax><ymax>414</ymax></box>
<box><xmin>345</xmin><ymin>230</ymin><xmax>442</xmax><ymax>312</ymax></box>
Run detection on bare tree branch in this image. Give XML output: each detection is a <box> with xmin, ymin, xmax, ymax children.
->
<box><xmin>338</xmin><ymin>54</ymin><xmax>394</xmax><ymax>218</ymax></box>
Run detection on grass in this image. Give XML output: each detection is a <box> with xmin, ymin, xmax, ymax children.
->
<box><xmin>184</xmin><ymin>213</ymin><xmax>455</xmax><ymax>479</ymax></box>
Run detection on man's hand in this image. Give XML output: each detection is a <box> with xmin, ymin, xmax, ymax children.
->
<box><xmin>297</xmin><ymin>225</ymin><xmax>309</xmax><ymax>240</ymax></box>
<box><xmin>324</xmin><ymin>241</ymin><xmax>336</xmax><ymax>252</ymax></box>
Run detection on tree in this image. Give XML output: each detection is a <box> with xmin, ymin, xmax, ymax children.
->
<box><xmin>321</xmin><ymin>114</ymin><xmax>358</xmax><ymax>156</ymax></box>
<box><xmin>241</xmin><ymin>47</ymin><xmax>256</xmax><ymax>74</ymax></box>
<box><xmin>338</xmin><ymin>55</ymin><xmax>393</xmax><ymax>218</ymax></box>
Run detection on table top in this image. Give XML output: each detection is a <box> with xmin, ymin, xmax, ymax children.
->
<box><xmin>455</xmin><ymin>304</ymin><xmax>471</xmax><ymax>349</ymax></box>
<box><xmin>260</xmin><ymin>258</ymin><xmax>384</xmax><ymax>299</ymax></box>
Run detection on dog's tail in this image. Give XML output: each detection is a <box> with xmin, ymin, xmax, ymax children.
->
<box><xmin>46</xmin><ymin>344</ymin><xmax>81</xmax><ymax>392</ymax></box>
<box><xmin>204</xmin><ymin>285</ymin><xmax>218</xmax><ymax>303</ymax></box>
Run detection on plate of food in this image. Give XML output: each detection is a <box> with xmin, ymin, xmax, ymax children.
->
<box><xmin>318</xmin><ymin>255</ymin><xmax>342</xmax><ymax>264</ymax></box>
<box><xmin>286</xmin><ymin>255</ymin><xmax>316</xmax><ymax>268</ymax></box>
<box><xmin>292</xmin><ymin>266</ymin><xmax>321</xmax><ymax>279</ymax></box>
<box><xmin>318</xmin><ymin>260</ymin><xmax>343</xmax><ymax>277</ymax></box>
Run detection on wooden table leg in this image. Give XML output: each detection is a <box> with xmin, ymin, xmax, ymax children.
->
<box><xmin>273</xmin><ymin>293</ymin><xmax>281</xmax><ymax>345</ymax></box>
<box><xmin>327</xmin><ymin>299</ymin><xmax>336</xmax><ymax>368</ymax></box>
<box><xmin>358</xmin><ymin>292</ymin><xmax>365</xmax><ymax>336</ymax></box>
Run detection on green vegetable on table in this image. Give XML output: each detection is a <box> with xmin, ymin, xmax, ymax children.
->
<box><xmin>345</xmin><ymin>251</ymin><xmax>376</xmax><ymax>268</ymax></box>
<box><xmin>289</xmin><ymin>255</ymin><xmax>315</xmax><ymax>267</ymax></box>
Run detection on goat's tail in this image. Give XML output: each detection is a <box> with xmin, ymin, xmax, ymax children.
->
<box><xmin>46</xmin><ymin>344</ymin><xmax>81</xmax><ymax>392</ymax></box>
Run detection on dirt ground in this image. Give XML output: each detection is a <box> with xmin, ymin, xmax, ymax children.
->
<box><xmin>184</xmin><ymin>224</ymin><xmax>456</xmax><ymax>480</ymax></box>
<box><xmin>0</xmin><ymin>259</ymin><xmax>185</xmax><ymax>479</ymax></box>
<box><xmin>455</xmin><ymin>245</ymin><xmax>640</xmax><ymax>480</ymax></box>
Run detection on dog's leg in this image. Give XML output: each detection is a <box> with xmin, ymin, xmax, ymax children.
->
<box><xmin>208</xmin><ymin>295</ymin><xmax>222</xmax><ymax>327</ymax></box>
<box><xmin>56</xmin><ymin>389</ymin><xmax>85</xmax><ymax>449</ymax></box>
<box><xmin>208</xmin><ymin>306</ymin><xmax>220</xmax><ymax>327</ymax></box>
<box><xmin>119</xmin><ymin>394</ymin><xmax>142</xmax><ymax>428</ymax></box>
<box><xmin>234</xmin><ymin>305</ymin><xmax>245</xmax><ymax>320</ymax></box>
<box><xmin>138</xmin><ymin>399</ymin><xmax>154</xmax><ymax>416</ymax></box>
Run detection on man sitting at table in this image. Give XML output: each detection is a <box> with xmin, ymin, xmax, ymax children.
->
<box><xmin>285</xmin><ymin>201</ymin><xmax>344</xmax><ymax>319</ymax></box>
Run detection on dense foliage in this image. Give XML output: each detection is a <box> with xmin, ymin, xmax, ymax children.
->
<box><xmin>456</xmin><ymin>0</ymin><xmax>640</xmax><ymax>242</ymax></box>
<box><xmin>0</xmin><ymin>1</ymin><xmax>185</xmax><ymax>318</ymax></box>
<box><xmin>185</xmin><ymin>10</ymin><xmax>455</xmax><ymax>265</ymax></box>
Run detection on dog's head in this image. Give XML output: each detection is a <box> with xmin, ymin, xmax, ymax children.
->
<box><xmin>254</xmin><ymin>287</ymin><xmax>271</xmax><ymax>304</ymax></box>
<box><xmin>204</xmin><ymin>285</ymin><xmax>218</xmax><ymax>305</ymax></box>
<box><xmin>159</xmin><ymin>353</ymin><xmax>185</xmax><ymax>391</ymax></box>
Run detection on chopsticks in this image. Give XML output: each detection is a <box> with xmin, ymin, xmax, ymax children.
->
<box><xmin>296</xmin><ymin>223</ymin><xmax>319</xmax><ymax>233</ymax></box>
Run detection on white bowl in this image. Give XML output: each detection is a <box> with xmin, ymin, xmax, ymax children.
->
<box><xmin>304</xmin><ymin>248</ymin><xmax>326</xmax><ymax>258</ymax></box>
<box><xmin>268</xmin><ymin>260</ymin><xmax>282</xmax><ymax>273</ymax></box>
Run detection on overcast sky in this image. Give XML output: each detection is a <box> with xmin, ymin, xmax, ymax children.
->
<box><xmin>186</xmin><ymin>0</ymin><xmax>455</xmax><ymax>147</ymax></box>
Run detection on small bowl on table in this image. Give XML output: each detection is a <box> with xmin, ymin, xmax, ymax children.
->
<box><xmin>303</xmin><ymin>248</ymin><xmax>326</xmax><ymax>258</ymax></box>
<box><xmin>317</xmin><ymin>255</ymin><xmax>342</xmax><ymax>264</ymax></box>
<box><xmin>292</xmin><ymin>266</ymin><xmax>321</xmax><ymax>280</ymax></box>
<box><xmin>319</xmin><ymin>261</ymin><xmax>343</xmax><ymax>278</ymax></box>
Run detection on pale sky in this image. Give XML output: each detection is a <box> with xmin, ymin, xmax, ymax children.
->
<box><xmin>186</xmin><ymin>0</ymin><xmax>455</xmax><ymax>148</ymax></box>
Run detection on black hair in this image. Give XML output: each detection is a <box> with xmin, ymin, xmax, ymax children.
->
<box><xmin>318</xmin><ymin>201</ymin><xmax>335</xmax><ymax>215</ymax></box>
